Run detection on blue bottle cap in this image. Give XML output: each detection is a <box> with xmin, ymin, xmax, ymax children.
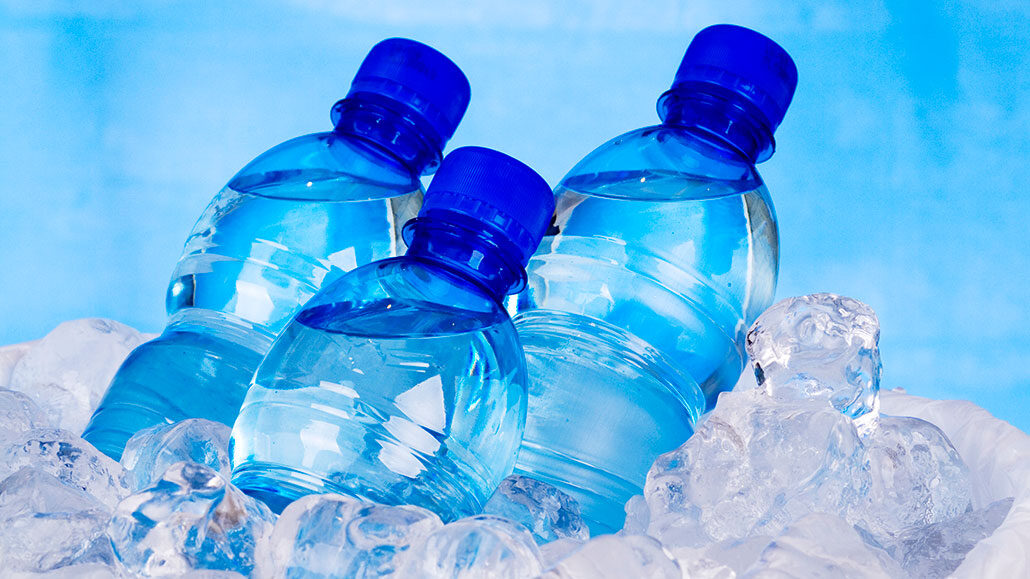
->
<box><xmin>415</xmin><ymin>146</ymin><xmax>554</xmax><ymax>268</ymax></box>
<box><xmin>338</xmin><ymin>38</ymin><xmax>471</xmax><ymax>151</ymax></box>
<box><xmin>667</xmin><ymin>24</ymin><xmax>797</xmax><ymax>134</ymax></box>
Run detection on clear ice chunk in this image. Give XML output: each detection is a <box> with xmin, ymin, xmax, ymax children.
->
<box><xmin>746</xmin><ymin>293</ymin><xmax>881</xmax><ymax>425</ymax></box>
<box><xmin>541</xmin><ymin>535</ymin><xmax>681</xmax><ymax>578</ymax></box>
<box><xmin>0</xmin><ymin>427</ymin><xmax>130</xmax><ymax>509</ymax></box>
<box><xmin>482</xmin><ymin>475</ymin><xmax>589</xmax><ymax>545</ymax></box>
<box><xmin>8</xmin><ymin>319</ymin><xmax>146</xmax><ymax>434</ymax></box>
<box><xmin>107</xmin><ymin>462</ymin><xmax>276</xmax><ymax>576</ymax></box>
<box><xmin>121</xmin><ymin>419</ymin><xmax>231</xmax><ymax>491</ymax></box>
<box><xmin>260</xmin><ymin>493</ymin><xmax>442</xmax><ymax>578</ymax></box>
<box><xmin>644</xmin><ymin>388</ymin><xmax>868</xmax><ymax>547</ymax></box>
<box><xmin>855</xmin><ymin>414</ymin><xmax>973</xmax><ymax>544</ymax></box>
<box><xmin>889</xmin><ymin>496</ymin><xmax>1013</xmax><ymax>578</ymax></box>
<box><xmin>743</xmin><ymin>513</ymin><xmax>905</xmax><ymax>578</ymax></box>
<box><xmin>0</xmin><ymin>467</ymin><xmax>115</xmax><ymax>573</ymax></box>
<box><xmin>403</xmin><ymin>514</ymin><xmax>542</xmax><ymax>578</ymax></box>
<box><xmin>0</xmin><ymin>388</ymin><xmax>49</xmax><ymax>438</ymax></box>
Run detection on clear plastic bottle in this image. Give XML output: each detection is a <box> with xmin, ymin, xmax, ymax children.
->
<box><xmin>83</xmin><ymin>38</ymin><xmax>470</xmax><ymax>460</ymax></box>
<box><xmin>230</xmin><ymin>147</ymin><xmax>555</xmax><ymax>519</ymax></box>
<box><xmin>509</xmin><ymin>25</ymin><xmax>798</xmax><ymax>532</ymax></box>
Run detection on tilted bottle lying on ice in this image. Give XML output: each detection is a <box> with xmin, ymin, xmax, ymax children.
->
<box><xmin>229</xmin><ymin>146</ymin><xmax>555</xmax><ymax>519</ymax></box>
<box><xmin>509</xmin><ymin>24</ymin><xmax>798</xmax><ymax>532</ymax></box>
<box><xmin>83</xmin><ymin>38</ymin><xmax>471</xmax><ymax>460</ymax></box>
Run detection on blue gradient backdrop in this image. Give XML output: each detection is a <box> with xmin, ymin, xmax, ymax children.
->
<box><xmin>1</xmin><ymin>2</ymin><xmax>1027</xmax><ymax>431</ymax></box>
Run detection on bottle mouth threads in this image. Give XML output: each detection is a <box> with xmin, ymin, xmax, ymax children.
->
<box><xmin>330</xmin><ymin>38</ymin><xmax>471</xmax><ymax>174</ymax></box>
<box><xmin>403</xmin><ymin>146</ymin><xmax>555</xmax><ymax>297</ymax></box>
<box><xmin>657</xmin><ymin>85</ymin><xmax>777</xmax><ymax>163</ymax></box>
<box><xmin>658</xmin><ymin>24</ymin><xmax>797</xmax><ymax>163</ymax></box>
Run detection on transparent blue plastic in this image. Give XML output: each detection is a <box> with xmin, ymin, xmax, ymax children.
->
<box><xmin>229</xmin><ymin>256</ymin><xmax>526</xmax><ymax>519</ymax></box>
<box><xmin>230</xmin><ymin>147</ymin><xmax>553</xmax><ymax>519</ymax></box>
<box><xmin>83</xmin><ymin>39</ymin><xmax>470</xmax><ymax>460</ymax></box>
<box><xmin>510</xmin><ymin>25</ymin><xmax>792</xmax><ymax>533</ymax></box>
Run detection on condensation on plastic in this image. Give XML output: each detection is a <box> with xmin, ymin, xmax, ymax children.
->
<box><xmin>1</xmin><ymin>336</ymin><xmax>1029</xmax><ymax>576</ymax></box>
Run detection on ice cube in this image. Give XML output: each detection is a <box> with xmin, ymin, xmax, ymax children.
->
<box><xmin>8</xmin><ymin>562</ymin><xmax>126</xmax><ymax>578</ymax></box>
<box><xmin>889</xmin><ymin>496</ymin><xmax>1013</xmax><ymax>578</ymax></box>
<box><xmin>107</xmin><ymin>462</ymin><xmax>276</xmax><ymax>576</ymax></box>
<box><xmin>0</xmin><ymin>467</ymin><xmax>115</xmax><ymax>573</ymax></box>
<box><xmin>403</xmin><ymin>514</ymin><xmax>542</xmax><ymax>578</ymax></box>
<box><xmin>259</xmin><ymin>493</ymin><xmax>442</xmax><ymax>578</ymax></box>
<box><xmin>855</xmin><ymin>415</ymin><xmax>973</xmax><ymax>544</ymax></box>
<box><xmin>746</xmin><ymin>293</ymin><xmax>881</xmax><ymax>427</ymax></box>
<box><xmin>121</xmin><ymin>419</ymin><xmax>231</xmax><ymax>491</ymax></box>
<box><xmin>743</xmin><ymin>513</ymin><xmax>905</xmax><ymax>578</ymax></box>
<box><xmin>619</xmin><ymin>495</ymin><xmax>649</xmax><ymax>536</ymax></box>
<box><xmin>482</xmin><ymin>475</ymin><xmax>589</xmax><ymax>545</ymax></box>
<box><xmin>0</xmin><ymin>388</ymin><xmax>49</xmax><ymax>438</ymax></box>
<box><xmin>644</xmin><ymin>389</ymin><xmax>868</xmax><ymax>547</ymax></box>
<box><xmin>8</xmin><ymin>319</ymin><xmax>146</xmax><ymax>434</ymax></box>
<box><xmin>541</xmin><ymin>535</ymin><xmax>681</xmax><ymax>578</ymax></box>
<box><xmin>538</xmin><ymin>538</ymin><xmax>584</xmax><ymax>569</ymax></box>
<box><xmin>0</xmin><ymin>428</ymin><xmax>130</xmax><ymax>509</ymax></box>
<box><xmin>0</xmin><ymin>340</ymin><xmax>36</xmax><ymax>389</ymax></box>
<box><xmin>668</xmin><ymin>535</ymin><xmax>774</xmax><ymax>577</ymax></box>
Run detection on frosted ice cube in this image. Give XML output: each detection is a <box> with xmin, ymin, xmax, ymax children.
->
<box><xmin>8</xmin><ymin>562</ymin><xmax>126</xmax><ymax>578</ymax></box>
<box><xmin>0</xmin><ymin>340</ymin><xmax>35</xmax><ymax>389</ymax></box>
<box><xmin>541</xmin><ymin>535</ymin><xmax>681</xmax><ymax>578</ymax></box>
<box><xmin>482</xmin><ymin>475</ymin><xmax>589</xmax><ymax>545</ymax></box>
<box><xmin>107</xmin><ymin>462</ymin><xmax>276</xmax><ymax>576</ymax></box>
<box><xmin>538</xmin><ymin>538</ymin><xmax>584</xmax><ymax>569</ymax></box>
<box><xmin>0</xmin><ymin>388</ymin><xmax>49</xmax><ymax>437</ymax></box>
<box><xmin>855</xmin><ymin>415</ymin><xmax>973</xmax><ymax>544</ymax></box>
<box><xmin>0</xmin><ymin>428</ymin><xmax>130</xmax><ymax>509</ymax></box>
<box><xmin>644</xmin><ymin>389</ymin><xmax>868</xmax><ymax>547</ymax></box>
<box><xmin>743</xmin><ymin>513</ymin><xmax>904</xmax><ymax>578</ymax></box>
<box><xmin>121</xmin><ymin>419</ymin><xmax>231</xmax><ymax>491</ymax></box>
<box><xmin>668</xmin><ymin>535</ymin><xmax>773</xmax><ymax>578</ymax></box>
<box><xmin>889</xmin><ymin>496</ymin><xmax>1013</xmax><ymax>578</ymax></box>
<box><xmin>746</xmin><ymin>293</ymin><xmax>881</xmax><ymax>425</ymax></box>
<box><xmin>619</xmin><ymin>494</ymin><xmax>649</xmax><ymax>536</ymax></box>
<box><xmin>0</xmin><ymin>467</ymin><xmax>115</xmax><ymax>573</ymax></box>
<box><xmin>260</xmin><ymin>493</ymin><xmax>442</xmax><ymax>578</ymax></box>
<box><xmin>8</xmin><ymin>319</ymin><xmax>146</xmax><ymax>434</ymax></box>
<box><xmin>403</xmin><ymin>514</ymin><xmax>542</xmax><ymax>578</ymax></box>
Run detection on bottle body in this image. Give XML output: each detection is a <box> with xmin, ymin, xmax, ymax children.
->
<box><xmin>230</xmin><ymin>257</ymin><xmax>528</xmax><ymax>519</ymax></box>
<box><xmin>84</xmin><ymin>132</ymin><xmax>422</xmax><ymax>459</ymax></box>
<box><xmin>511</xmin><ymin>125</ymin><xmax>779</xmax><ymax>532</ymax></box>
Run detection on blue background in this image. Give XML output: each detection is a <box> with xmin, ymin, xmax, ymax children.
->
<box><xmin>1</xmin><ymin>2</ymin><xmax>1027</xmax><ymax>431</ymax></box>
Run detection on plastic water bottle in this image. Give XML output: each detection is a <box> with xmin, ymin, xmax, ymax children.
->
<box><xmin>229</xmin><ymin>146</ymin><xmax>555</xmax><ymax>519</ymax></box>
<box><xmin>509</xmin><ymin>25</ymin><xmax>798</xmax><ymax>532</ymax></box>
<box><xmin>83</xmin><ymin>38</ymin><xmax>470</xmax><ymax>460</ymax></box>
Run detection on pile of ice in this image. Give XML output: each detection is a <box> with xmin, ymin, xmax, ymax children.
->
<box><xmin>0</xmin><ymin>295</ymin><xmax>1027</xmax><ymax>578</ymax></box>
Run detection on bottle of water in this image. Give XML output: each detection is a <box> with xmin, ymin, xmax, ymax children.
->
<box><xmin>230</xmin><ymin>146</ymin><xmax>554</xmax><ymax>518</ymax></box>
<box><xmin>83</xmin><ymin>38</ymin><xmax>471</xmax><ymax>460</ymax></box>
<box><xmin>510</xmin><ymin>24</ymin><xmax>798</xmax><ymax>532</ymax></box>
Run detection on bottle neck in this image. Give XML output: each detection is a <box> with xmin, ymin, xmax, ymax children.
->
<box><xmin>331</xmin><ymin>95</ymin><xmax>443</xmax><ymax>175</ymax></box>
<box><xmin>657</xmin><ymin>85</ymin><xmax>776</xmax><ymax>164</ymax></box>
<box><xmin>402</xmin><ymin>214</ymin><xmax>527</xmax><ymax>301</ymax></box>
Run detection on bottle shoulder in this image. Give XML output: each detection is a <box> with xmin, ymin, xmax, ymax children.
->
<box><xmin>296</xmin><ymin>257</ymin><xmax>510</xmax><ymax>339</ymax></box>
<box><xmin>228</xmin><ymin>131</ymin><xmax>423</xmax><ymax>201</ymax></box>
<box><xmin>560</xmin><ymin>124</ymin><xmax>765</xmax><ymax>202</ymax></box>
